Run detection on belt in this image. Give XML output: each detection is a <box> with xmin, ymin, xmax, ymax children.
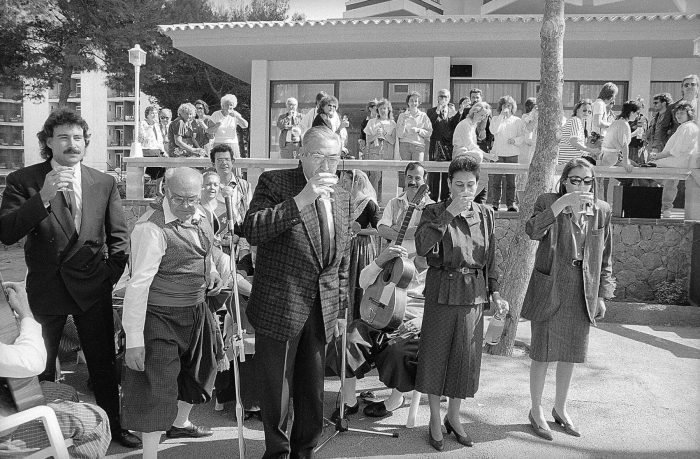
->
<box><xmin>439</xmin><ymin>266</ymin><xmax>480</xmax><ymax>275</ymax></box>
<box><xmin>571</xmin><ymin>259</ymin><xmax>583</xmax><ymax>267</ymax></box>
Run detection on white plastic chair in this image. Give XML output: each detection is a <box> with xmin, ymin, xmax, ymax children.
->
<box><xmin>0</xmin><ymin>405</ymin><xmax>72</xmax><ymax>459</ymax></box>
<box><xmin>406</xmin><ymin>390</ymin><xmax>422</xmax><ymax>428</ymax></box>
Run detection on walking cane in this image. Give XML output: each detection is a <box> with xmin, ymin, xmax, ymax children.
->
<box><xmin>222</xmin><ymin>187</ymin><xmax>246</xmax><ymax>459</ymax></box>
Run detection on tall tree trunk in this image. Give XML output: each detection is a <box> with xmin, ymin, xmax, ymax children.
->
<box><xmin>57</xmin><ymin>64</ymin><xmax>74</xmax><ymax>108</ymax></box>
<box><xmin>487</xmin><ymin>0</ymin><xmax>565</xmax><ymax>356</ymax></box>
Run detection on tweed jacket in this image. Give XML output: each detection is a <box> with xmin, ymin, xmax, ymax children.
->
<box><xmin>522</xmin><ymin>193</ymin><xmax>615</xmax><ymax>324</ymax></box>
<box><xmin>0</xmin><ymin>160</ymin><xmax>128</xmax><ymax>315</ymax></box>
<box><xmin>242</xmin><ymin>164</ymin><xmax>351</xmax><ymax>343</ymax></box>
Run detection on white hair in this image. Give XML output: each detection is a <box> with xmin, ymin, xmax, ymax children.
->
<box><xmin>177</xmin><ymin>103</ymin><xmax>196</xmax><ymax>118</ymax></box>
<box><xmin>221</xmin><ymin>94</ymin><xmax>238</xmax><ymax>108</ymax></box>
<box><xmin>286</xmin><ymin>97</ymin><xmax>298</xmax><ymax>106</ymax></box>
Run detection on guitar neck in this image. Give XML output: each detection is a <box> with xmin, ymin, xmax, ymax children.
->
<box><xmin>394</xmin><ymin>205</ymin><xmax>416</xmax><ymax>247</ymax></box>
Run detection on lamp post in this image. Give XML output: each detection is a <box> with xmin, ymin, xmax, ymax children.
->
<box><xmin>128</xmin><ymin>44</ymin><xmax>147</xmax><ymax>158</ymax></box>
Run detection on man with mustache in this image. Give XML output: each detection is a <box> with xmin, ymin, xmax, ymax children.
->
<box><xmin>0</xmin><ymin>109</ymin><xmax>140</xmax><ymax>448</ymax></box>
<box><xmin>377</xmin><ymin>162</ymin><xmax>434</xmax><ymax>257</ymax></box>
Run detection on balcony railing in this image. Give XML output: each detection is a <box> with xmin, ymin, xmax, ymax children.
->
<box><xmin>123</xmin><ymin>157</ymin><xmax>700</xmax><ymax>221</ymax></box>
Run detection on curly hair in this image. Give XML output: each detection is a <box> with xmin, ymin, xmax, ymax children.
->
<box><xmin>37</xmin><ymin>109</ymin><xmax>90</xmax><ymax>160</ymax></box>
<box><xmin>448</xmin><ymin>155</ymin><xmax>480</xmax><ymax>182</ymax></box>
<box><xmin>672</xmin><ymin>100</ymin><xmax>696</xmax><ymax>122</ymax></box>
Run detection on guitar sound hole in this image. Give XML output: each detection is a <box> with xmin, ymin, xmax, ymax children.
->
<box><xmin>382</xmin><ymin>261</ymin><xmax>394</xmax><ymax>282</ymax></box>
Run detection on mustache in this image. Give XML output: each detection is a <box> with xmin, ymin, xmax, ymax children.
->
<box><xmin>406</xmin><ymin>183</ymin><xmax>419</xmax><ymax>188</ymax></box>
<box><xmin>64</xmin><ymin>147</ymin><xmax>81</xmax><ymax>155</ymax></box>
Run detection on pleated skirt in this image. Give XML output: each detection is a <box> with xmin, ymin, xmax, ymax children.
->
<box><xmin>415</xmin><ymin>303</ymin><xmax>484</xmax><ymax>399</ymax></box>
<box><xmin>348</xmin><ymin>234</ymin><xmax>377</xmax><ymax>323</ymax></box>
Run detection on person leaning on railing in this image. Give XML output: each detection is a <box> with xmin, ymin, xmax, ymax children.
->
<box><xmin>649</xmin><ymin>101</ymin><xmax>699</xmax><ymax>218</ymax></box>
<box><xmin>168</xmin><ymin>103</ymin><xmax>206</xmax><ymax>157</ymax></box>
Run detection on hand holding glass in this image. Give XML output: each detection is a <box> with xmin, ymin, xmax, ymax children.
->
<box><xmin>316</xmin><ymin>172</ymin><xmax>338</xmax><ymax>202</ymax></box>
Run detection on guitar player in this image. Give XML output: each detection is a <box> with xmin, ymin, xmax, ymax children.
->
<box><xmin>377</xmin><ymin>162</ymin><xmax>434</xmax><ymax>256</ymax></box>
<box><xmin>0</xmin><ymin>282</ymin><xmax>111</xmax><ymax>457</ymax></box>
<box><xmin>326</xmin><ymin>244</ymin><xmax>427</xmax><ymax>420</ymax></box>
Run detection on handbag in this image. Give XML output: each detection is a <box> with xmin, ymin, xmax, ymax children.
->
<box><xmin>435</xmin><ymin>140</ymin><xmax>452</xmax><ymax>162</ymax></box>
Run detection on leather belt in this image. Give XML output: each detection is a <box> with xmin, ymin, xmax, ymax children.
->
<box><xmin>440</xmin><ymin>266</ymin><xmax>480</xmax><ymax>275</ymax></box>
<box><xmin>571</xmin><ymin>259</ymin><xmax>583</xmax><ymax>267</ymax></box>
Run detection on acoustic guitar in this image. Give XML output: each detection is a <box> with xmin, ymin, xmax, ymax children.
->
<box><xmin>0</xmin><ymin>282</ymin><xmax>46</xmax><ymax>413</ymax></box>
<box><xmin>360</xmin><ymin>184</ymin><xmax>428</xmax><ymax>331</ymax></box>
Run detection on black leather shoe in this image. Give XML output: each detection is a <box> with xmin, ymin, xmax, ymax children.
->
<box><xmin>330</xmin><ymin>401</ymin><xmax>359</xmax><ymax>423</ymax></box>
<box><xmin>166</xmin><ymin>424</ymin><xmax>213</xmax><ymax>438</ymax></box>
<box><xmin>507</xmin><ymin>207</ymin><xmax>518</xmax><ymax>212</ymax></box>
<box><xmin>444</xmin><ymin>416</ymin><xmax>473</xmax><ymax>447</ymax></box>
<box><xmin>428</xmin><ymin>424</ymin><xmax>444</xmax><ymax>451</ymax></box>
<box><xmin>363</xmin><ymin>396</ymin><xmax>405</xmax><ymax>418</ymax></box>
<box><xmin>529</xmin><ymin>411</ymin><xmax>553</xmax><ymax>441</ymax></box>
<box><xmin>112</xmin><ymin>429</ymin><xmax>142</xmax><ymax>448</ymax></box>
<box><xmin>552</xmin><ymin>408</ymin><xmax>581</xmax><ymax>437</ymax></box>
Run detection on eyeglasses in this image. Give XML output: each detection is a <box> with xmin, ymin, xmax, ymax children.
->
<box><xmin>170</xmin><ymin>194</ymin><xmax>200</xmax><ymax>206</ymax></box>
<box><xmin>438</xmin><ymin>95</ymin><xmax>449</xmax><ymax>99</ymax></box>
<box><xmin>159</xmin><ymin>116</ymin><xmax>170</xmax><ymax>120</ymax></box>
<box><xmin>683</xmin><ymin>82</ymin><xmax>698</xmax><ymax>87</ymax></box>
<box><xmin>310</xmin><ymin>154</ymin><xmax>341</xmax><ymax>165</ymax></box>
<box><xmin>567</xmin><ymin>176</ymin><xmax>594</xmax><ymax>185</ymax></box>
<box><xmin>195</xmin><ymin>106</ymin><xmax>204</xmax><ymax>110</ymax></box>
<box><xmin>215</xmin><ymin>157</ymin><xmax>233</xmax><ymax>164</ymax></box>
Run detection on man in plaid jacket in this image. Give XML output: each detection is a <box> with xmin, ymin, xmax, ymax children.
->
<box><xmin>243</xmin><ymin>126</ymin><xmax>352</xmax><ymax>458</ymax></box>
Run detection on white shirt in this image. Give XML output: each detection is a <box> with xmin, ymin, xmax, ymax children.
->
<box><xmin>210</xmin><ymin>110</ymin><xmax>244</xmax><ymax>146</ymax></box>
<box><xmin>491</xmin><ymin>114</ymin><xmax>524</xmax><ymax>158</ymax></box>
<box><xmin>51</xmin><ymin>159</ymin><xmax>82</xmax><ymax>231</ymax></box>
<box><xmin>216</xmin><ymin>175</ymin><xmax>253</xmax><ymax>254</ymax></box>
<box><xmin>122</xmin><ymin>199</ymin><xmax>215</xmax><ymax>349</ymax></box>
<box><xmin>139</xmin><ymin>120</ymin><xmax>164</xmax><ymax>151</ymax></box>
<box><xmin>359</xmin><ymin>260</ymin><xmax>426</xmax><ymax>321</ymax></box>
<box><xmin>378</xmin><ymin>192</ymin><xmax>434</xmax><ymax>256</ymax></box>
<box><xmin>0</xmin><ymin>317</ymin><xmax>47</xmax><ymax>378</ymax></box>
<box><xmin>452</xmin><ymin>117</ymin><xmax>481</xmax><ymax>153</ymax></box>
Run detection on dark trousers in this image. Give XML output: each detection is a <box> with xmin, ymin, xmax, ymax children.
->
<box><xmin>256</xmin><ymin>297</ymin><xmax>327</xmax><ymax>459</ymax></box>
<box><xmin>490</xmin><ymin>155</ymin><xmax>518</xmax><ymax>208</ymax></box>
<box><xmin>428</xmin><ymin>170</ymin><xmax>450</xmax><ymax>202</ymax></box>
<box><xmin>35</xmin><ymin>294</ymin><xmax>121</xmax><ymax>433</ymax></box>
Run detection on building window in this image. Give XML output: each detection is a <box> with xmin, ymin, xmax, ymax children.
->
<box><xmin>270</xmin><ymin>80</ymin><xmax>432</xmax><ymax>158</ymax></box>
<box><xmin>650</xmin><ymin>81</ymin><xmax>682</xmax><ymax>103</ymax></box>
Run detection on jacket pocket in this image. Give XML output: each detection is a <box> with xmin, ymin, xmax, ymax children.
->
<box><xmin>521</xmin><ymin>269</ymin><xmax>559</xmax><ymax>322</ymax></box>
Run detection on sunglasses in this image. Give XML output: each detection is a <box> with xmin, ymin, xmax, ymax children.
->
<box><xmin>566</xmin><ymin>176</ymin><xmax>594</xmax><ymax>185</ymax></box>
<box><xmin>683</xmin><ymin>82</ymin><xmax>698</xmax><ymax>87</ymax></box>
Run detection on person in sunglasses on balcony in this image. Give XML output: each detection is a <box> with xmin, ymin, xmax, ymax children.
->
<box><xmin>521</xmin><ymin>157</ymin><xmax>615</xmax><ymax>442</ymax></box>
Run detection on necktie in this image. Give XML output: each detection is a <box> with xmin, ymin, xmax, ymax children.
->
<box><xmin>63</xmin><ymin>190</ymin><xmax>73</xmax><ymax>215</ymax></box>
<box><xmin>316</xmin><ymin>198</ymin><xmax>331</xmax><ymax>266</ymax></box>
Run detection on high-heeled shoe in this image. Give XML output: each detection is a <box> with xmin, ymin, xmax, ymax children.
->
<box><xmin>428</xmin><ymin>423</ymin><xmax>444</xmax><ymax>451</ymax></box>
<box><xmin>443</xmin><ymin>416</ymin><xmax>474</xmax><ymax>447</ymax></box>
<box><xmin>552</xmin><ymin>408</ymin><xmax>581</xmax><ymax>437</ymax></box>
<box><xmin>529</xmin><ymin>410</ymin><xmax>553</xmax><ymax>441</ymax></box>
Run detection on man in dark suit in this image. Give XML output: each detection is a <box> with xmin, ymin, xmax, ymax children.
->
<box><xmin>427</xmin><ymin>89</ymin><xmax>461</xmax><ymax>202</ymax></box>
<box><xmin>0</xmin><ymin>109</ymin><xmax>140</xmax><ymax>448</ymax></box>
<box><xmin>243</xmin><ymin>126</ymin><xmax>352</xmax><ymax>458</ymax></box>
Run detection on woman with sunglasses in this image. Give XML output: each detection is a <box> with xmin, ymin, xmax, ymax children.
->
<box><xmin>522</xmin><ymin>157</ymin><xmax>615</xmax><ymax>441</ymax></box>
<box><xmin>558</xmin><ymin>99</ymin><xmax>599</xmax><ymax>165</ymax></box>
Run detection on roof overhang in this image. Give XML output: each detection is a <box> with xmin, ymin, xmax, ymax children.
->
<box><xmin>159</xmin><ymin>14</ymin><xmax>700</xmax><ymax>83</ymax></box>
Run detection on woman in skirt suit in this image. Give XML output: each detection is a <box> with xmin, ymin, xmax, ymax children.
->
<box><xmin>521</xmin><ymin>157</ymin><xmax>615</xmax><ymax>441</ymax></box>
<box><xmin>414</xmin><ymin>156</ymin><xmax>509</xmax><ymax>451</ymax></box>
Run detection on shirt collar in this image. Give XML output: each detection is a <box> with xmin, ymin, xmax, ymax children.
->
<box><xmin>163</xmin><ymin>197</ymin><xmax>204</xmax><ymax>225</ymax></box>
<box><xmin>50</xmin><ymin>159</ymin><xmax>81</xmax><ymax>175</ymax></box>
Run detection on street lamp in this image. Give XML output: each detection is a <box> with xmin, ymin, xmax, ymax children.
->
<box><xmin>128</xmin><ymin>44</ymin><xmax>147</xmax><ymax>158</ymax></box>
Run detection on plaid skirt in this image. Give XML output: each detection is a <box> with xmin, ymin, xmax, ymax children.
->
<box><xmin>121</xmin><ymin>303</ymin><xmax>217</xmax><ymax>432</ymax></box>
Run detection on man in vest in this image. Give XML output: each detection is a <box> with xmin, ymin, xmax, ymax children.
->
<box><xmin>121</xmin><ymin>167</ymin><xmax>224</xmax><ymax>458</ymax></box>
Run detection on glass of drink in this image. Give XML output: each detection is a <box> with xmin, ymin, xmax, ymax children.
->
<box><xmin>316</xmin><ymin>172</ymin><xmax>338</xmax><ymax>202</ymax></box>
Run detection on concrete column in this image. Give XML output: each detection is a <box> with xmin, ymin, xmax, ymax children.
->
<box><xmin>80</xmin><ymin>71</ymin><xmax>109</xmax><ymax>170</ymax></box>
<box><xmin>629</xmin><ymin>57</ymin><xmax>652</xmax><ymax>111</ymax></box>
<box><xmin>248</xmin><ymin>59</ymin><xmax>269</xmax><ymax>190</ymax></box>
<box><xmin>432</xmin><ymin>56</ymin><xmax>451</xmax><ymax>106</ymax></box>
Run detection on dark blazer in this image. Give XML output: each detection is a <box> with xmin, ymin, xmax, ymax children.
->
<box><xmin>0</xmin><ymin>160</ymin><xmax>128</xmax><ymax>315</ymax></box>
<box><xmin>521</xmin><ymin>193</ymin><xmax>616</xmax><ymax>324</ymax></box>
<box><xmin>242</xmin><ymin>164</ymin><xmax>351</xmax><ymax>343</ymax></box>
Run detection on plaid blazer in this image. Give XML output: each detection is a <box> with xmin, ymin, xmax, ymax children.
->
<box><xmin>243</xmin><ymin>164</ymin><xmax>351</xmax><ymax>342</ymax></box>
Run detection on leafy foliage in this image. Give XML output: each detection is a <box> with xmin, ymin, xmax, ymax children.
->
<box><xmin>654</xmin><ymin>279</ymin><xmax>689</xmax><ymax>305</ymax></box>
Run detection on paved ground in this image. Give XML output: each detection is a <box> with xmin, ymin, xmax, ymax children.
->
<box><xmin>2</xmin><ymin>245</ymin><xmax>699</xmax><ymax>458</ymax></box>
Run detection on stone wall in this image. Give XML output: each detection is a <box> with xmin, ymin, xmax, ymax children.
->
<box><xmin>492</xmin><ymin>213</ymin><xmax>694</xmax><ymax>302</ymax></box>
<box><xmin>123</xmin><ymin>200</ymin><xmax>695</xmax><ymax>303</ymax></box>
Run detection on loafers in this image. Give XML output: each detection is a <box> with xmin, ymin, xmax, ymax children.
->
<box><xmin>112</xmin><ymin>429</ymin><xmax>142</xmax><ymax>448</ymax></box>
<box><xmin>444</xmin><ymin>416</ymin><xmax>473</xmax><ymax>447</ymax></box>
<box><xmin>529</xmin><ymin>410</ymin><xmax>553</xmax><ymax>441</ymax></box>
<box><xmin>330</xmin><ymin>401</ymin><xmax>359</xmax><ymax>423</ymax></box>
<box><xmin>552</xmin><ymin>408</ymin><xmax>581</xmax><ymax>437</ymax></box>
<box><xmin>165</xmin><ymin>424</ymin><xmax>213</xmax><ymax>439</ymax></box>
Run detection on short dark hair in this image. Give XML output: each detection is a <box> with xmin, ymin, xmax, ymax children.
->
<box><xmin>194</xmin><ymin>99</ymin><xmax>209</xmax><ymax>115</ymax></box>
<box><xmin>210</xmin><ymin>143</ymin><xmax>234</xmax><ymax>164</ymax></box>
<box><xmin>145</xmin><ymin>105</ymin><xmax>159</xmax><ymax>117</ymax></box>
<box><xmin>405</xmin><ymin>91</ymin><xmax>421</xmax><ymax>105</ymax></box>
<box><xmin>524</xmin><ymin>97</ymin><xmax>537</xmax><ymax>114</ymax></box>
<box><xmin>558</xmin><ymin>157</ymin><xmax>597</xmax><ymax>198</ymax></box>
<box><xmin>653</xmin><ymin>93</ymin><xmax>672</xmax><ymax>106</ymax></box>
<box><xmin>317</xmin><ymin>95</ymin><xmax>339</xmax><ymax>115</ymax></box>
<box><xmin>572</xmin><ymin>99</ymin><xmax>594</xmax><ymax>118</ymax></box>
<box><xmin>405</xmin><ymin>161</ymin><xmax>426</xmax><ymax>177</ymax></box>
<box><xmin>448</xmin><ymin>156</ymin><xmax>480</xmax><ymax>182</ymax></box>
<box><xmin>618</xmin><ymin>100</ymin><xmax>642</xmax><ymax>120</ymax></box>
<box><xmin>469</xmin><ymin>88</ymin><xmax>482</xmax><ymax>97</ymax></box>
<box><xmin>597</xmin><ymin>82</ymin><xmax>618</xmax><ymax>102</ymax></box>
<box><xmin>37</xmin><ymin>109</ymin><xmax>90</xmax><ymax>160</ymax></box>
<box><xmin>315</xmin><ymin>91</ymin><xmax>329</xmax><ymax>104</ymax></box>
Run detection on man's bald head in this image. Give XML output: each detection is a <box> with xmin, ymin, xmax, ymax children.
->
<box><xmin>164</xmin><ymin>167</ymin><xmax>202</xmax><ymax>221</ymax></box>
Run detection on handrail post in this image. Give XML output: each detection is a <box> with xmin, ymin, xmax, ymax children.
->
<box><xmin>685</xmin><ymin>170</ymin><xmax>700</xmax><ymax>221</ymax></box>
<box><xmin>126</xmin><ymin>162</ymin><xmax>145</xmax><ymax>199</ymax></box>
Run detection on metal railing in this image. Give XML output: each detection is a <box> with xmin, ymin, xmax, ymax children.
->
<box><xmin>123</xmin><ymin>157</ymin><xmax>700</xmax><ymax>220</ymax></box>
